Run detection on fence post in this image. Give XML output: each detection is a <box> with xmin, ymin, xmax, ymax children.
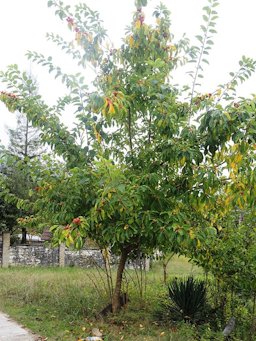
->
<box><xmin>59</xmin><ymin>243</ymin><xmax>65</xmax><ymax>267</ymax></box>
<box><xmin>2</xmin><ymin>232</ymin><xmax>10</xmax><ymax>268</ymax></box>
<box><xmin>144</xmin><ymin>257</ymin><xmax>150</xmax><ymax>271</ymax></box>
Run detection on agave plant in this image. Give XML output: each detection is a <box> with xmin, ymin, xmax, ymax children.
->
<box><xmin>168</xmin><ymin>276</ymin><xmax>206</xmax><ymax>322</ymax></box>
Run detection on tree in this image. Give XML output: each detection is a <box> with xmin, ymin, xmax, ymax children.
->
<box><xmin>1</xmin><ymin>0</ymin><xmax>256</xmax><ymax>313</ymax></box>
<box><xmin>0</xmin><ymin>145</ymin><xmax>39</xmax><ymax>240</ymax></box>
<box><xmin>7</xmin><ymin>111</ymin><xmax>46</xmax><ymax>242</ymax></box>
<box><xmin>7</xmin><ymin>112</ymin><xmax>44</xmax><ymax>160</ymax></box>
<box><xmin>0</xmin><ymin>84</ymin><xmax>45</xmax><ymax>241</ymax></box>
<box><xmin>0</xmin><ymin>147</ymin><xmax>20</xmax><ymax>234</ymax></box>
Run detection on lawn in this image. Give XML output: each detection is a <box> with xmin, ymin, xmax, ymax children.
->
<box><xmin>0</xmin><ymin>256</ymin><xmax>211</xmax><ymax>340</ymax></box>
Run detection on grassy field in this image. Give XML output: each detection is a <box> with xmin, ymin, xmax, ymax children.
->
<box><xmin>0</xmin><ymin>256</ymin><xmax>207</xmax><ymax>340</ymax></box>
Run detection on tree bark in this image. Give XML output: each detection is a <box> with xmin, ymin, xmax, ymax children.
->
<box><xmin>163</xmin><ymin>262</ymin><xmax>167</xmax><ymax>285</ymax></box>
<box><xmin>21</xmin><ymin>227</ymin><xmax>27</xmax><ymax>244</ymax></box>
<box><xmin>163</xmin><ymin>253</ymin><xmax>174</xmax><ymax>285</ymax></box>
<box><xmin>112</xmin><ymin>248</ymin><xmax>129</xmax><ymax>313</ymax></box>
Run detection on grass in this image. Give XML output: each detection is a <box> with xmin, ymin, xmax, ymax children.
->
<box><xmin>0</xmin><ymin>257</ymin><xmax>205</xmax><ymax>340</ymax></box>
<box><xmin>151</xmin><ymin>255</ymin><xmax>203</xmax><ymax>277</ymax></box>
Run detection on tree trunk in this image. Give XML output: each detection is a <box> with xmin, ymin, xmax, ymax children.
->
<box><xmin>163</xmin><ymin>253</ymin><xmax>174</xmax><ymax>285</ymax></box>
<box><xmin>163</xmin><ymin>262</ymin><xmax>167</xmax><ymax>285</ymax></box>
<box><xmin>112</xmin><ymin>248</ymin><xmax>129</xmax><ymax>313</ymax></box>
<box><xmin>21</xmin><ymin>227</ymin><xmax>27</xmax><ymax>244</ymax></box>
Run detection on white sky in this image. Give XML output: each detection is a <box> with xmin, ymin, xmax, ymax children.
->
<box><xmin>1</xmin><ymin>0</ymin><xmax>256</xmax><ymax>145</ymax></box>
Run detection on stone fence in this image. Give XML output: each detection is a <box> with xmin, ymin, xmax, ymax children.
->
<box><xmin>0</xmin><ymin>232</ymin><xmax>150</xmax><ymax>270</ymax></box>
<box><xmin>0</xmin><ymin>232</ymin><xmax>104</xmax><ymax>268</ymax></box>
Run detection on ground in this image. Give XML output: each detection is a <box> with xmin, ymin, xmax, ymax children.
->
<box><xmin>0</xmin><ymin>256</ymin><xmax>207</xmax><ymax>340</ymax></box>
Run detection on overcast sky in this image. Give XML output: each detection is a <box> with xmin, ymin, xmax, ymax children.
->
<box><xmin>1</xmin><ymin>0</ymin><xmax>256</xmax><ymax>145</ymax></box>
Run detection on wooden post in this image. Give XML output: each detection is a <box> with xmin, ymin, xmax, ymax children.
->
<box><xmin>2</xmin><ymin>232</ymin><xmax>10</xmax><ymax>268</ymax></box>
<box><xmin>59</xmin><ymin>243</ymin><xmax>65</xmax><ymax>267</ymax></box>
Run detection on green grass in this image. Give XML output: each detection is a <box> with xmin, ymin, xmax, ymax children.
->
<box><xmin>0</xmin><ymin>257</ymin><xmax>206</xmax><ymax>340</ymax></box>
<box><xmin>151</xmin><ymin>255</ymin><xmax>203</xmax><ymax>278</ymax></box>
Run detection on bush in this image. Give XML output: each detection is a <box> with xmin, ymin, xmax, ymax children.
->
<box><xmin>168</xmin><ymin>276</ymin><xmax>207</xmax><ymax>323</ymax></box>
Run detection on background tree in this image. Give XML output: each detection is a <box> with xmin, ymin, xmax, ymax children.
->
<box><xmin>0</xmin><ymin>0</ymin><xmax>256</xmax><ymax>313</ymax></box>
<box><xmin>0</xmin><ymin>79</ymin><xmax>46</xmax><ymax>242</ymax></box>
<box><xmin>0</xmin><ymin>146</ymin><xmax>20</xmax><ymax>234</ymax></box>
<box><xmin>7</xmin><ymin>112</ymin><xmax>44</xmax><ymax>160</ymax></box>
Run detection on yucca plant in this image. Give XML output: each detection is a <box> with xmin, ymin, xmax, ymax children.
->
<box><xmin>168</xmin><ymin>277</ymin><xmax>207</xmax><ymax>322</ymax></box>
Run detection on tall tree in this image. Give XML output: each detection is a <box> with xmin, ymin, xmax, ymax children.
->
<box><xmin>0</xmin><ymin>0</ymin><xmax>256</xmax><ymax>312</ymax></box>
<box><xmin>0</xmin><ymin>83</ymin><xmax>45</xmax><ymax>242</ymax></box>
<box><xmin>7</xmin><ymin>112</ymin><xmax>44</xmax><ymax>160</ymax></box>
<box><xmin>0</xmin><ymin>146</ymin><xmax>20</xmax><ymax>234</ymax></box>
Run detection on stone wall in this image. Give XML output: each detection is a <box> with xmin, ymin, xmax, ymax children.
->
<box><xmin>1</xmin><ymin>233</ymin><xmax>149</xmax><ymax>269</ymax></box>
<box><xmin>65</xmin><ymin>249</ymin><xmax>104</xmax><ymax>268</ymax></box>
<box><xmin>6</xmin><ymin>243</ymin><xmax>103</xmax><ymax>268</ymax></box>
<box><xmin>9</xmin><ymin>245</ymin><xmax>59</xmax><ymax>266</ymax></box>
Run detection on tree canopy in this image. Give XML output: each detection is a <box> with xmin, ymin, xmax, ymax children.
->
<box><xmin>1</xmin><ymin>0</ymin><xmax>256</xmax><ymax>312</ymax></box>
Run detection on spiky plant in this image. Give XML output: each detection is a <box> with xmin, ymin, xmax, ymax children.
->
<box><xmin>168</xmin><ymin>276</ymin><xmax>206</xmax><ymax>322</ymax></box>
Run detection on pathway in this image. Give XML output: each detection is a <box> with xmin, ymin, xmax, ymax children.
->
<box><xmin>0</xmin><ymin>312</ymin><xmax>39</xmax><ymax>340</ymax></box>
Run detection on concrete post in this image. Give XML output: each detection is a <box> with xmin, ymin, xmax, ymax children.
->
<box><xmin>59</xmin><ymin>243</ymin><xmax>65</xmax><ymax>267</ymax></box>
<box><xmin>144</xmin><ymin>258</ymin><xmax>150</xmax><ymax>271</ymax></box>
<box><xmin>2</xmin><ymin>232</ymin><xmax>10</xmax><ymax>268</ymax></box>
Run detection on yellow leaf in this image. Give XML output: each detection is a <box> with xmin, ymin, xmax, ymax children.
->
<box><xmin>96</xmin><ymin>131</ymin><xmax>102</xmax><ymax>143</ymax></box>
<box><xmin>160</xmin><ymin>332</ymin><xmax>165</xmax><ymax>336</ymax></box>
<box><xmin>108</xmin><ymin>192</ymin><xmax>112</xmax><ymax>199</ymax></box>
<box><xmin>224</xmin><ymin>111</ymin><xmax>231</xmax><ymax>120</ymax></box>
<box><xmin>75</xmin><ymin>32</ymin><xmax>82</xmax><ymax>44</ymax></box>
<box><xmin>109</xmin><ymin>102</ymin><xmax>115</xmax><ymax>114</ymax></box>
<box><xmin>135</xmin><ymin>20</ymin><xmax>141</xmax><ymax>29</ymax></box>
<box><xmin>217</xmin><ymin>225</ymin><xmax>222</xmax><ymax>232</ymax></box>
<box><xmin>68</xmin><ymin>234</ymin><xmax>74</xmax><ymax>244</ymax></box>
<box><xmin>225</xmin><ymin>196</ymin><xmax>232</xmax><ymax>207</ymax></box>
<box><xmin>93</xmin><ymin>125</ymin><xmax>102</xmax><ymax>143</ymax></box>
<box><xmin>237</xmin><ymin>197</ymin><xmax>244</xmax><ymax>209</ymax></box>
<box><xmin>234</xmin><ymin>153</ymin><xmax>242</xmax><ymax>163</ymax></box>
<box><xmin>197</xmin><ymin>239</ymin><xmax>201</xmax><ymax>248</ymax></box>
<box><xmin>230</xmin><ymin>162</ymin><xmax>237</xmax><ymax>171</ymax></box>
<box><xmin>180</xmin><ymin>156</ymin><xmax>186</xmax><ymax>166</ymax></box>
<box><xmin>189</xmin><ymin>229</ymin><xmax>196</xmax><ymax>240</ymax></box>
<box><xmin>230</xmin><ymin>172</ymin><xmax>236</xmax><ymax>181</ymax></box>
<box><xmin>129</xmin><ymin>35</ymin><xmax>134</xmax><ymax>47</ymax></box>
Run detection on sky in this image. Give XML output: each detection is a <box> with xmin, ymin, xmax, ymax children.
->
<box><xmin>1</xmin><ymin>0</ymin><xmax>256</xmax><ymax>145</ymax></box>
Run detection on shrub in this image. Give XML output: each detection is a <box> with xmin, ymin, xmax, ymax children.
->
<box><xmin>168</xmin><ymin>277</ymin><xmax>207</xmax><ymax>323</ymax></box>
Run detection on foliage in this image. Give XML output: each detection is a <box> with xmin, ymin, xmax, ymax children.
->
<box><xmin>1</xmin><ymin>0</ymin><xmax>256</xmax><ymax>312</ymax></box>
<box><xmin>0</xmin><ymin>110</ymin><xmax>45</xmax><ymax>235</ymax></box>
<box><xmin>0</xmin><ymin>147</ymin><xmax>20</xmax><ymax>233</ymax></box>
<box><xmin>7</xmin><ymin>112</ymin><xmax>45</xmax><ymax>159</ymax></box>
<box><xmin>168</xmin><ymin>277</ymin><xmax>206</xmax><ymax>322</ymax></box>
<box><xmin>0</xmin><ymin>197</ymin><xmax>19</xmax><ymax>233</ymax></box>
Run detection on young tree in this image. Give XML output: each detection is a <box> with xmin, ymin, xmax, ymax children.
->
<box><xmin>0</xmin><ymin>0</ymin><xmax>256</xmax><ymax>313</ymax></box>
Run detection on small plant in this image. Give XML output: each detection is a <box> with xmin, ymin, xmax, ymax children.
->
<box><xmin>168</xmin><ymin>276</ymin><xmax>207</xmax><ymax>323</ymax></box>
